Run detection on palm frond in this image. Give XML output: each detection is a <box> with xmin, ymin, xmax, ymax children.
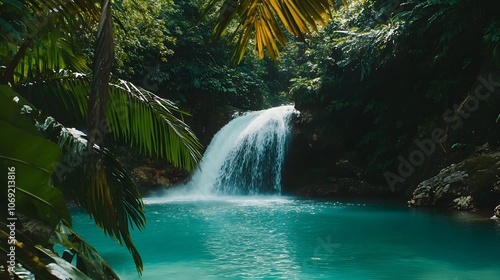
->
<box><xmin>0</xmin><ymin>225</ymin><xmax>60</xmax><ymax>280</ymax></box>
<box><xmin>1</xmin><ymin>221</ymin><xmax>117</xmax><ymax>279</ymax></box>
<box><xmin>108</xmin><ymin>79</ymin><xmax>203</xmax><ymax>170</ymax></box>
<box><xmin>44</xmin><ymin>123</ymin><xmax>146</xmax><ymax>273</ymax></box>
<box><xmin>36</xmin><ymin>247</ymin><xmax>93</xmax><ymax>280</ymax></box>
<box><xmin>22</xmin><ymin>0</ymin><xmax>100</xmax><ymax>21</ymax></box>
<box><xmin>204</xmin><ymin>0</ymin><xmax>355</xmax><ymax>63</ymax></box>
<box><xmin>50</xmin><ymin>223</ymin><xmax>121</xmax><ymax>279</ymax></box>
<box><xmin>20</xmin><ymin>70</ymin><xmax>89</xmax><ymax>125</ymax></box>
<box><xmin>1</xmin><ymin>84</ymin><xmax>143</xmax><ymax>275</ymax></box>
<box><xmin>19</xmin><ymin>71</ymin><xmax>203</xmax><ymax>170</ymax></box>
<box><xmin>0</xmin><ymin>85</ymin><xmax>70</xmax><ymax>228</ymax></box>
<box><xmin>12</xmin><ymin>31</ymin><xmax>89</xmax><ymax>84</ymax></box>
<box><xmin>1</xmin><ymin>0</ymin><xmax>99</xmax><ymax>83</ymax></box>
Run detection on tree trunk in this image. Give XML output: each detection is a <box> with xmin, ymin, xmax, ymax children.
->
<box><xmin>87</xmin><ymin>0</ymin><xmax>113</xmax><ymax>153</ymax></box>
<box><xmin>0</xmin><ymin>38</ymin><xmax>32</xmax><ymax>85</ymax></box>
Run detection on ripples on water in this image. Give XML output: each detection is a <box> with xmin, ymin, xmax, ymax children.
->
<box><xmin>71</xmin><ymin>197</ymin><xmax>500</xmax><ymax>279</ymax></box>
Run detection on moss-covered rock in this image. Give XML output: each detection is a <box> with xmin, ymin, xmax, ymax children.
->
<box><xmin>458</xmin><ymin>153</ymin><xmax>500</xmax><ymax>205</ymax></box>
<box><xmin>408</xmin><ymin>165</ymin><xmax>469</xmax><ymax>208</ymax></box>
<box><xmin>408</xmin><ymin>151</ymin><xmax>500</xmax><ymax>209</ymax></box>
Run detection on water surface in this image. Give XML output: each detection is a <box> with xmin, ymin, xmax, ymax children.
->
<box><xmin>71</xmin><ymin>197</ymin><xmax>500</xmax><ymax>279</ymax></box>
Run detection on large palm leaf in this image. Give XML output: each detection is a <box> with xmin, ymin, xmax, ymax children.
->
<box><xmin>0</xmin><ymin>85</ymin><xmax>70</xmax><ymax>228</ymax></box>
<box><xmin>10</xmin><ymin>31</ymin><xmax>88</xmax><ymax>84</ymax></box>
<box><xmin>0</xmin><ymin>0</ymin><xmax>99</xmax><ymax>84</ymax></box>
<box><xmin>203</xmin><ymin>0</ymin><xmax>353</xmax><ymax>63</ymax></box>
<box><xmin>54</xmin><ymin>125</ymin><xmax>146</xmax><ymax>274</ymax></box>
<box><xmin>0</xmin><ymin>85</ymin><xmax>123</xmax><ymax>279</ymax></box>
<box><xmin>19</xmin><ymin>71</ymin><xmax>203</xmax><ymax>273</ymax></box>
<box><xmin>50</xmin><ymin>223</ymin><xmax>121</xmax><ymax>279</ymax></box>
<box><xmin>1</xmin><ymin>225</ymin><xmax>63</xmax><ymax>280</ymax></box>
<box><xmin>108</xmin><ymin>79</ymin><xmax>203</xmax><ymax>170</ymax></box>
<box><xmin>20</xmin><ymin>71</ymin><xmax>203</xmax><ymax>169</ymax></box>
<box><xmin>1</xmin><ymin>222</ymin><xmax>119</xmax><ymax>279</ymax></box>
<box><xmin>15</xmin><ymin>89</ymin><xmax>148</xmax><ymax>274</ymax></box>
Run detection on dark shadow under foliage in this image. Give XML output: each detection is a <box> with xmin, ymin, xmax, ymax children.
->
<box><xmin>283</xmin><ymin>0</ymin><xmax>500</xmax><ymax>193</ymax></box>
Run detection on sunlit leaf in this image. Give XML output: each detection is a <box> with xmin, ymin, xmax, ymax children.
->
<box><xmin>19</xmin><ymin>71</ymin><xmax>203</xmax><ymax>171</ymax></box>
<box><xmin>203</xmin><ymin>0</ymin><xmax>358</xmax><ymax>63</ymax></box>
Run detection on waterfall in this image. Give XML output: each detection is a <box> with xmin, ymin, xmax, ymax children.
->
<box><xmin>187</xmin><ymin>105</ymin><xmax>296</xmax><ymax>196</ymax></box>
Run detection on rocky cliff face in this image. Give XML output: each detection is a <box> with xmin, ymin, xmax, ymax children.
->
<box><xmin>112</xmin><ymin>144</ymin><xmax>190</xmax><ymax>195</ymax></box>
<box><xmin>283</xmin><ymin>103</ymin><xmax>500</xmax><ymax>211</ymax></box>
<box><xmin>283</xmin><ymin>70</ymin><xmax>500</xmax><ymax>212</ymax></box>
<box><xmin>282</xmin><ymin>110</ymin><xmax>394</xmax><ymax>198</ymax></box>
<box><xmin>408</xmin><ymin>151</ymin><xmax>500</xmax><ymax>209</ymax></box>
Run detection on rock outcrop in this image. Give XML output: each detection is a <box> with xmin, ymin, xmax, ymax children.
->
<box><xmin>408</xmin><ymin>165</ymin><xmax>471</xmax><ymax>209</ymax></box>
<box><xmin>282</xmin><ymin>110</ymin><xmax>372</xmax><ymax>196</ymax></box>
<box><xmin>132</xmin><ymin>164</ymin><xmax>189</xmax><ymax>192</ymax></box>
<box><xmin>112</xmin><ymin>144</ymin><xmax>190</xmax><ymax>195</ymax></box>
<box><xmin>492</xmin><ymin>205</ymin><xmax>500</xmax><ymax>219</ymax></box>
<box><xmin>408</xmin><ymin>151</ymin><xmax>500</xmax><ymax>209</ymax></box>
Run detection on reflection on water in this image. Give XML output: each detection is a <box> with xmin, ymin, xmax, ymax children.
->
<box><xmin>71</xmin><ymin>198</ymin><xmax>500</xmax><ymax>279</ymax></box>
<box><xmin>201</xmin><ymin>202</ymin><xmax>298</xmax><ymax>278</ymax></box>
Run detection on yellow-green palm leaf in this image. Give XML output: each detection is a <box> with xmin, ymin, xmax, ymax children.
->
<box><xmin>204</xmin><ymin>0</ymin><xmax>354</xmax><ymax>63</ymax></box>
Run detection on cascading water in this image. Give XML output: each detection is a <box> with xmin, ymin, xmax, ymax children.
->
<box><xmin>186</xmin><ymin>105</ymin><xmax>296</xmax><ymax>196</ymax></box>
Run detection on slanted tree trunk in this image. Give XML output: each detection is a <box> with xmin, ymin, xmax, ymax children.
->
<box><xmin>87</xmin><ymin>0</ymin><xmax>113</xmax><ymax>154</ymax></box>
<box><xmin>0</xmin><ymin>38</ymin><xmax>32</xmax><ymax>85</ymax></box>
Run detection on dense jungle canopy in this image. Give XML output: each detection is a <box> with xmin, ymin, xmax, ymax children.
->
<box><xmin>1</xmin><ymin>0</ymin><xmax>499</xmax><ymax>278</ymax></box>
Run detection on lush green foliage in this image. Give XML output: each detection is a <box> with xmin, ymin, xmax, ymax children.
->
<box><xmin>0</xmin><ymin>0</ymin><xmax>203</xmax><ymax>277</ymax></box>
<box><xmin>0</xmin><ymin>85</ymin><xmax>121</xmax><ymax>279</ymax></box>
<box><xmin>286</xmin><ymin>0</ymin><xmax>500</xmax><ymax>174</ymax></box>
<box><xmin>0</xmin><ymin>86</ymin><xmax>68</xmax><ymax>227</ymax></box>
<box><xmin>110</xmin><ymin>0</ymin><xmax>294</xmax><ymax>142</ymax></box>
<box><xmin>113</xmin><ymin>0</ymin><xmax>175</xmax><ymax>78</ymax></box>
<box><xmin>2</xmin><ymin>0</ymin><xmax>498</xmax><ymax>277</ymax></box>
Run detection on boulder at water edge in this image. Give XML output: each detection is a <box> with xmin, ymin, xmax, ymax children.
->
<box><xmin>492</xmin><ymin>205</ymin><xmax>500</xmax><ymax>219</ymax></box>
<box><xmin>408</xmin><ymin>151</ymin><xmax>500</xmax><ymax>210</ymax></box>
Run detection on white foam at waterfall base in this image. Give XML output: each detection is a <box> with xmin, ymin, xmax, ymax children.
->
<box><xmin>161</xmin><ymin>105</ymin><xmax>296</xmax><ymax>200</ymax></box>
